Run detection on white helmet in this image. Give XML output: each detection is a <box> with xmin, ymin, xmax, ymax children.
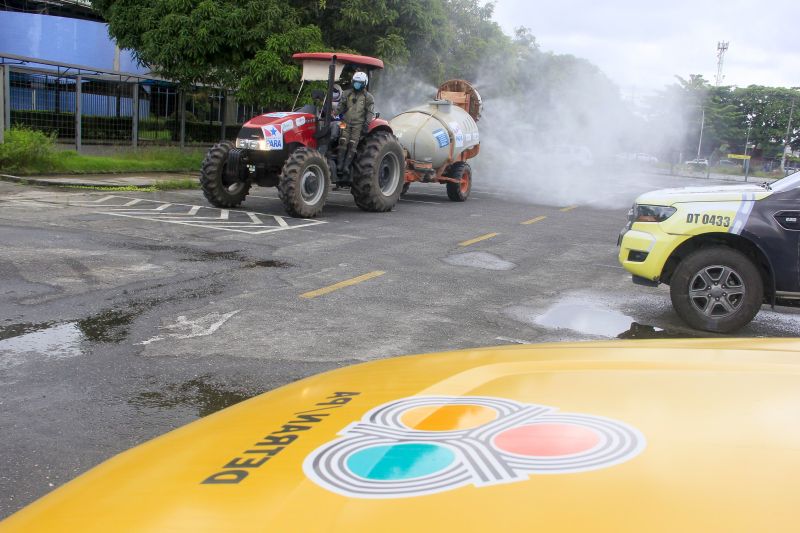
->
<box><xmin>352</xmin><ymin>71</ymin><xmax>368</xmax><ymax>90</ymax></box>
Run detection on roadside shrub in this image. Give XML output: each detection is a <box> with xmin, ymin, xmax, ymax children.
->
<box><xmin>0</xmin><ymin>127</ymin><xmax>56</xmax><ymax>172</ymax></box>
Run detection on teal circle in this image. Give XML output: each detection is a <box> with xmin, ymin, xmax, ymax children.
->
<box><xmin>346</xmin><ymin>443</ymin><xmax>455</xmax><ymax>481</ymax></box>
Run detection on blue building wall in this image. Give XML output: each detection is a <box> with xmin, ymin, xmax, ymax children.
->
<box><xmin>0</xmin><ymin>11</ymin><xmax>145</xmax><ymax>73</ymax></box>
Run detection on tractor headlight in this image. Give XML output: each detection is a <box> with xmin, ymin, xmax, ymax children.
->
<box><xmin>634</xmin><ymin>204</ymin><xmax>676</xmax><ymax>223</ymax></box>
<box><xmin>236</xmin><ymin>138</ymin><xmax>262</xmax><ymax>150</ymax></box>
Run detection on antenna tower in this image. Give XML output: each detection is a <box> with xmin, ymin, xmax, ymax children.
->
<box><xmin>715</xmin><ymin>41</ymin><xmax>729</xmax><ymax>87</ymax></box>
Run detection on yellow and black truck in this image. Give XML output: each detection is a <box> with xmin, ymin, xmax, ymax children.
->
<box><xmin>618</xmin><ymin>172</ymin><xmax>800</xmax><ymax>332</ymax></box>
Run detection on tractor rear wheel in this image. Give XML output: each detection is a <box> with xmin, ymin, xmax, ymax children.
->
<box><xmin>445</xmin><ymin>162</ymin><xmax>471</xmax><ymax>202</ymax></box>
<box><xmin>351</xmin><ymin>132</ymin><xmax>405</xmax><ymax>212</ymax></box>
<box><xmin>277</xmin><ymin>147</ymin><xmax>330</xmax><ymax>218</ymax></box>
<box><xmin>200</xmin><ymin>141</ymin><xmax>251</xmax><ymax>207</ymax></box>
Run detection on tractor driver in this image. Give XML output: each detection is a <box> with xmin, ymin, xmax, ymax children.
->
<box><xmin>337</xmin><ymin>71</ymin><xmax>375</xmax><ymax>174</ymax></box>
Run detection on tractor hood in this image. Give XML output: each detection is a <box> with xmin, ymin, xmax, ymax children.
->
<box><xmin>242</xmin><ymin>111</ymin><xmax>315</xmax><ymax>132</ymax></box>
<box><xmin>635</xmin><ymin>183</ymin><xmax>772</xmax><ymax>206</ymax></box>
<box><xmin>5</xmin><ymin>339</ymin><xmax>800</xmax><ymax>532</ymax></box>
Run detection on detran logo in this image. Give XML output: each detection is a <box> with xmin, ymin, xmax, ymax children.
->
<box><xmin>304</xmin><ymin>396</ymin><xmax>645</xmax><ymax>498</ymax></box>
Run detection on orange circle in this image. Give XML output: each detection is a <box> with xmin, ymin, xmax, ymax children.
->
<box><xmin>400</xmin><ymin>404</ymin><xmax>498</xmax><ymax>431</ymax></box>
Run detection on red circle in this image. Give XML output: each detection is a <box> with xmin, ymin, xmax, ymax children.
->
<box><xmin>494</xmin><ymin>423</ymin><xmax>600</xmax><ymax>456</ymax></box>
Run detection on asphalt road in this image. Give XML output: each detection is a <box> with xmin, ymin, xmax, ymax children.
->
<box><xmin>1</xmin><ymin>172</ymin><xmax>799</xmax><ymax>518</ymax></box>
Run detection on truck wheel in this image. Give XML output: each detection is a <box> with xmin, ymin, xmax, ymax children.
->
<box><xmin>277</xmin><ymin>147</ymin><xmax>330</xmax><ymax>218</ymax></box>
<box><xmin>200</xmin><ymin>141</ymin><xmax>251</xmax><ymax>207</ymax></box>
<box><xmin>669</xmin><ymin>247</ymin><xmax>763</xmax><ymax>333</ymax></box>
<box><xmin>351</xmin><ymin>132</ymin><xmax>405</xmax><ymax>212</ymax></box>
<box><xmin>445</xmin><ymin>162</ymin><xmax>471</xmax><ymax>201</ymax></box>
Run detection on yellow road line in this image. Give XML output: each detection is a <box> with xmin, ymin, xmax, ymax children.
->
<box><xmin>301</xmin><ymin>271</ymin><xmax>386</xmax><ymax>299</ymax></box>
<box><xmin>458</xmin><ymin>232</ymin><xmax>498</xmax><ymax>247</ymax></box>
<box><xmin>521</xmin><ymin>215</ymin><xmax>547</xmax><ymax>225</ymax></box>
<box><xmin>559</xmin><ymin>205</ymin><xmax>577</xmax><ymax>212</ymax></box>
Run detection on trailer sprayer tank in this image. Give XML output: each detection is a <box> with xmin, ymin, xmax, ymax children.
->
<box><xmin>390</xmin><ymin>80</ymin><xmax>482</xmax><ymax>201</ymax></box>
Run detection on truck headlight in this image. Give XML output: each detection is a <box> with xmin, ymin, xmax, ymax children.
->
<box><xmin>634</xmin><ymin>204</ymin><xmax>676</xmax><ymax>223</ymax></box>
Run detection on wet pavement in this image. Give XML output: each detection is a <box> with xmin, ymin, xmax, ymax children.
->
<box><xmin>1</xmin><ymin>173</ymin><xmax>799</xmax><ymax>518</ymax></box>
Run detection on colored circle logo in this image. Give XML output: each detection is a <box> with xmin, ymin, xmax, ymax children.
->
<box><xmin>399</xmin><ymin>404</ymin><xmax>498</xmax><ymax>431</ymax></box>
<box><xmin>347</xmin><ymin>443</ymin><xmax>455</xmax><ymax>481</ymax></box>
<box><xmin>493</xmin><ymin>423</ymin><xmax>601</xmax><ymax>457</ymax></box>
<box><xmin>304</xmin><ymin>396</ymin><xmax>646</xmax><ymax>499</ymax></box>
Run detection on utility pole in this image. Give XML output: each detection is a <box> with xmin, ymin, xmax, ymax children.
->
<box><xmin>781</xmin><ymin>98</ymin><xmax>795</xmax><ymax>173</ymax></box>
<box><xmin>697</xmin><ymin>107</ymin><xmax>705</xmax><ymax>159</ymax></box>
<box><xmin>715</xmin><ymin>41</ymin><xmax>729</xmax><ymax>87</ymax></box>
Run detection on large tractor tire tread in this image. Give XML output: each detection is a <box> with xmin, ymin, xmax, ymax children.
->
<box><xmin>669</xmin><ymin>246</ymin><xmax>763</xmax><ymax>333</ymax></box>
<box><xmin>351</xmin><ymin>132</ymin><xmax>406</xmax><ymax>212</ymax></box>
<box><xmin>277</xmin><ymin>148</ymin><xmax>330</xmax><ymax>218</ymax></box>
<box><xmin>200</xmin><ymin>141</ymin><xmax>251</xmax><ymax>208</ymax></box>
<box><xmin>445</xmin><ymin>161</ymin><xmax>472</xmax><ymax>202</ymax></box>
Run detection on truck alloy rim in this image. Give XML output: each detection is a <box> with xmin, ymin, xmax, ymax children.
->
<box><xmin>688</xmin><ymin>265</ymin><xmax>745</xmax><ymax>318</ymax></box>
<box><xmin>378</xmin><ymin>153</ymin><xmax>401</xmax><ymax>196</ymax></box>
<box><xmin>300</xmin><ymin>165</ymin><xmax>325</xmax><ymax>205</ymax></box>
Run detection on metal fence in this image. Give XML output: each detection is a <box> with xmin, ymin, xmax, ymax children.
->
<box><xmin>0</xmin><ymin>53</ymin><xmax>252</xmax><ymax>149</ymax></box>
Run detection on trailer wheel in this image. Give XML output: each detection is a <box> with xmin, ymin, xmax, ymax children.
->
<box><xmin>200</xmin><ymin>141</ymin><xmax>251</xmax><ymax>207</ymax></box>
<box><xmin>277</xmin><ymin>147</ymin><xmax>330</xmax><ymax>218</ymax></box>
<box><xmin>445</xmin><ymin>162</ymin><xmax>471</xmax><ymax>202</ymax></box>
<box><xmin>351</xmin><ymin>132</ymin><xmax>405</xmax><ymax>212</ymax></box>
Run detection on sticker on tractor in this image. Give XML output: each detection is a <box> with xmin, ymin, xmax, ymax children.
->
<box><xmin>281</xmin><ymin>120</ymin><xmax>294</xmax><ymax>133</ymax></box>
<box><xmin>264</xmin><ymin>112</ymin><xmax>292</xmax><ymax>118</ymax></box>
<box><xmin>296</xmin><ymin>116</ymin><xmax>306</xmax><ymax>127</ymax></box>
<box><xmin>304</xmin><ymin>395</ymin><xmax>646</xmax><ymax>499</ymax></box>
<box><xmin>261</xmin><ymin>125</ymin><xmax>284</xmax><ymax>150</ymax></box>
<box><xmin>432</xmin><ymin>128</ymin><xmax>450</xmax><ymax>148</ymax></box>
<box><xmin>449</xmin><ymin>122</ymin><xmax>464</xmax><ymax>148</ymax></box>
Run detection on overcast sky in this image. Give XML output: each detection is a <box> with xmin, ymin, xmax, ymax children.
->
<box><xmin>492</xmin><ymin>0</ymin><xmax>800</xmax><ymax>94</ymax></box>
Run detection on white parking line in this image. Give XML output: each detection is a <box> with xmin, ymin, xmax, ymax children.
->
<box><xmin>63</xmin><ymin>194</ymin><xmax>327</xmax><ymax>235</ymax></box>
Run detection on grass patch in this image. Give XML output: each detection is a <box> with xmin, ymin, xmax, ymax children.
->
<box><xmin>48</xmin><ymin>148</ymin><xmax>204</xmax><ymax>174</ymax></box>
<box><xmin>154</xmin><ymin>178</ymin><xmax>200</xmax><ymax>190</ymax></box>
<box><xmin>63</xmin><ymin>178</ymin><xmax>200</xmax><ymax>192</ymax></box>
<box><xmin>1</xmin><ymin>126</ymin><xmax>205</xmax><ymax>175</ymax></box>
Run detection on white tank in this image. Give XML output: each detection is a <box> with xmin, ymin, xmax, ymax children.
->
<box><xmin>389</xmin><ymin>101</ymin><xmax>479</xmax><ymax>169</ymax></box>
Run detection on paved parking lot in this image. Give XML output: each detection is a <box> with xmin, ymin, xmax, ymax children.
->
<box><xmin>1</xmin><ymin>173</ymin><xmax>799</xmax><ymax>517</ymax></box>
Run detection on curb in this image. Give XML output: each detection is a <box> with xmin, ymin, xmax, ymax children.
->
<box><xmin>0</xmin><ymin>173</ymin><xmax>159</xmax><ymax>189</ymax></box>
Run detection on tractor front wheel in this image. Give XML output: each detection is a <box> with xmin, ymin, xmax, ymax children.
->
<box><xmin>277</xmin><ymin>148</ymin><xmax>330</xmax><ymax>218</ymax></box>
<box><xmin>351</xmin><ymin>132</ymin><xmax>405</xmax><ymax>212</ymax></box>
<box><xmin>200</xmin><ymin>141</ymin><xmax>251</xmax><ymax>207</ymax></box>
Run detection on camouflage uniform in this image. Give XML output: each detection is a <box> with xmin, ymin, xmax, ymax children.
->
<box><xmin>337</xmin><ymin>88</ymin><xmax>375</xmax><ymax>172</ymax></box>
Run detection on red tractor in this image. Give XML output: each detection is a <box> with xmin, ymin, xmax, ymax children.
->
<box><xmin>199</xmin><ymin>53</ymin><xmax>405</xmax><ymax>217</ymax></box>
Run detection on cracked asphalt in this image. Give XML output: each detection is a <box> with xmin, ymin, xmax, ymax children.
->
<box><xmin>1</xmin><ymin>172</ymin><xmax>799</xmax><ymax>518</ymax></box>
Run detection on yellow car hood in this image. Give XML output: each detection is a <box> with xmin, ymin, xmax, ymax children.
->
<box><xmin>636</xmin><ymin>183</ymin><xmax>771</xmax><ymax>205</ymax></box>
<box><xmin>4</xmin><ymin>339</ymin><xmax>800</xmax><ymax>532</ymax></box>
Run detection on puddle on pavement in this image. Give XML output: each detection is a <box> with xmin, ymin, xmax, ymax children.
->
<box><xmin>0</xmin><ymin>323</ymin><xmax>86</xmax><ymax>369</ymax></box>
<box><xmin>534</xmin><ymin>301</ymin><xmax>634</xmax><ymax>337</ymax></box>
<box><xmin>442</xmin><ymin>252</ymin><xmax>516</xmax><ymax>271</ymax></box>
<box><xmin>242</xmin><ymin>260</ymin><xmax>292</xmax><ymax>269</ymax></box>
<box><xmin>0</xmin><ymin>321</ymin><xmax>59</xmax><ymax>341</ymax></box>
<box><xmin>129</xmin><ymin>377</ymin><xmax>258</xmax><ymax>417</ymax></box>
<box><xmin>511</xmin><ymin>300</ymin><xmax>696</xmax><ymax>339</ymax></box>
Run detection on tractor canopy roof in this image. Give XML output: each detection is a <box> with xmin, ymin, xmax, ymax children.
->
<box><xmin>292</xmin><ymin>52</ymin><xmax>384</xmax><ymax>82</ymax></box>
